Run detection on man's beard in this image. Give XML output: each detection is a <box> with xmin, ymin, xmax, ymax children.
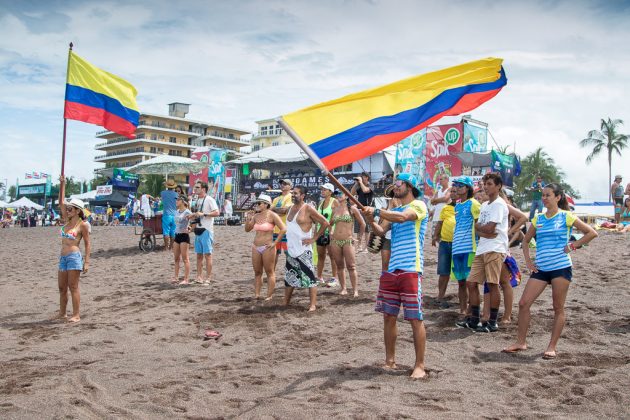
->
<box><xmin>394</xmin><ymin>187</ymin><xmax>408</xmax><ymax>199</ymax></box>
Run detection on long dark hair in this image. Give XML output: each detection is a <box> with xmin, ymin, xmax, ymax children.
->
<box><xmin>544</xmin><ymin>183</ymin><xmax>570</xmax><ymax>211</ymax></box>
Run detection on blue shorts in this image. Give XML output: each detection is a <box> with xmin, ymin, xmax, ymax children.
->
<box><xmin>437</xmin><ymin>241</ymin><xmax>453</xmax><ymax>276</ymax></box>
<box><xmin>530</xmin><ymin>266</ymin><xmax>572</xmax><ymax>283</ymax></box>
<box><xmin>59</xmin><ymin>252</ymin><xmax>83</xmax><ymax>272</ymax></box>
<box><xmin>452</xmin><ymin>252</ymin><xmax>475</xmax><ymax>282</ymax></box>
<box><xmin>194</xmin><ymin>229</ymin><xmax>214</xmax><ymax>255</ymax></box>
<box><xmin>162</xmin><ymin>215</ymin><xmax>176</xmax><ymax>237</ymax></box>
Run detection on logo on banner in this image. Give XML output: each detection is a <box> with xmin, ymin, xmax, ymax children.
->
<box><xmin>444</xmin><ymin>128</ymin><xmax>460</xmax><ymax>146</ymax></box>
<box><xmin>96</xmin><ymin>185</ymin><xmax>113</xmax><ymax>196</ymax></box>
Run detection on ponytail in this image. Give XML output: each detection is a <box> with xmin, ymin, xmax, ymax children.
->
<box><xmin>545</xmin><ymin>183</ymin><xmax>570</xmax><ymax>211</ymax></box>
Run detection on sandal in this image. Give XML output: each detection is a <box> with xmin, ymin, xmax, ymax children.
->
<box><xmin>203</xmin><ymin>329</ymin><xmax>222</xmax><ymax>340</ymax></box>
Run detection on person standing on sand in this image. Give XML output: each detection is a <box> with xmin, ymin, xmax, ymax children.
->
<box><xmin>503</xmin><ymin>183</ymin><xmax>598</xmax><ymax>359</ymax></box>
<box><xmin>271</xmin><ymin>179</ymin><xmax>294</xmax><ymax>269</ymax></box>
<box><xmin>172</xmin><ymin>195</ymin><xmax>192</xmax><ymax>285</ymax></box>
<box><xmin>284</xmin><ymin>186</ymin><xmax>330</xmax><ymax>312</ymax></box>
<box><xmin>362</xmin><ymin>173</ymin><xmax>429</xmax><ymax>379</ymax></box>
<box><xmin>189</xmin><ymin>181</ymin><xmax>220</xmax><ymax>285</ymax></box>
<box><xmin>55</xmin><ymin>177</ymin><xmax>91</xmax><ymax>323</ymax></box>
<box><xmin>611</xmin><ymin>175</ymin><xmax>624</xmax><ymax>224</ymax></box>
<box><xmin>161</xmin><ymin>180</ymin><xmax>179</xmax><ymax>250</ymax></box>
<box><xmin>244</xmin><ymin>193</ymin><xmax>286</xmax><ymax>300</ymax></box>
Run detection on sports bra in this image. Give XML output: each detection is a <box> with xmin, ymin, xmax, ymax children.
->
<box><xmin>253</xmin><ymin>222</ymin><xmax>274</xmax><ymax>232</ymax></box>
<box><xmin>61</xmin><ymin>224</ymin><xmax>80</xmax><ymax>240</ymax></box>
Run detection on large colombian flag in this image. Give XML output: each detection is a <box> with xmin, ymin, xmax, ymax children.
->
<box><xmin>281</xmin><ymin>57</ymin><xmax>506</xmax><ymax>170</ymax></box>
<box><xmin>64</xmin><ymin>51</ymin><xmax>139</xmax><ymax>139</ymax></box>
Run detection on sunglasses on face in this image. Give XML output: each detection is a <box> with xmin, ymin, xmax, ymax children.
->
<box><xmin>394</xmin><ymin>180</ymin><xmax>405</xmax><ymax>187</ymax></box>
<box><xmin>66</xmin><ymin>207</ymin><xmax>76</xmax><ymax>212</ymax></box>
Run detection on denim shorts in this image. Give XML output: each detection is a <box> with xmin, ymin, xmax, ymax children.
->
<box><xmin>162</xmin><ymin>215</ymin><xmax>176</xmax><ymax>237</ymax></box>
<box><xmin>194</xmin><ymin>229</ymin><xmax>214</xmax><ymax>254</ymax></box>
<box><xmin>437</xmin><ymin>241</ymin><xmax>452</xmax><ymax>276</ymax></box>
<box><xmin>59</xmin><ymin>252</ymin><xmax>83</xmax><ymax>272</ymax></box>
<box><xmin>530</xmin><ymin>266</ymin><xmax>572</xmax><ymax>283</ymax></box>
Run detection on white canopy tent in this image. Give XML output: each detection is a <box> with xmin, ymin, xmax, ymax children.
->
<box><xmin>69</xmin><ymin>190</ymin><xmax>98</xmax><ymax>201</ymax></box>
<box><xmin>228</xmin><ymin>143</ymin><xmax>309</xmax><ymax>165</ymax></box>
<box><xmin>0</xmin><ymin>199</ymin><xmax>9</xmax><ymax>208</ymax></box>
<box><xmin>8</xmin><ymin>196</ymin><xmax>44</xmax><ymax>210</ymax></box>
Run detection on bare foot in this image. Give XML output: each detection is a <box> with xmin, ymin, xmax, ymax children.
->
<box><xmin>502</xmin><ymin>343</ymin><xmax>527</xmax><ymax>353</ymax></box>
<box><xmin>50</xmin><ymin>312</ymin><xmax>67</xmax><ymax>320</ymax></box>
<box><xmin>264</xmin><ymin>296</ymin><xmax>273</xmax><ymax>301</ymax></box>
<box><xmin>308</xmin><ymin>305</ymin><xmax>316</xmax><ymax>312</ymax></box>
<box><xmin>340</xmin><ymin>289</ymin><xmax>348</xmax><ymax>295</ymax></box>
<box><xmin>353</xmin><ymin>291</ymin><xmax>359</xmax><ymax>298</ymax></box>
<box><xmin>170</xmin><ymin>277</ymin><xmax>179</xmax><ymax>284</ymax></box>
<box><xmin>542</xmin><ymin>350</ymin><xmax>557</xmax><ymax>360</ymax></box>
<box><xmin>410</xmin><ymin>366</ymin><xmax>427</xmax><ymax>379</ymax></box>
<box><xmin>382</xmin><ymin>361</ymin><xmax>397</xmax><ymax>370</ymax></box>
<box><xmin>499</xmin><ymin>318</ymin><xmax>512</xmax><ymax>325</ymax></box>
<box><xmin>255</xmin><ymin>295</ymin><xmax>261</xmax><ymax>300</ymax></box>
<box><xmin>178</xmin><ymin>280</ymin><xmax>189</xmax><ymax>285</ymax></box>
<box><xmin>68</xmin><ymin>315</ymin><xmax>81</xmax><ymax>323</ymax></box>
<box><xmin>194</xmin><ymin>277</ymin><xmax>204</xmax><ymax>284</ymax></box>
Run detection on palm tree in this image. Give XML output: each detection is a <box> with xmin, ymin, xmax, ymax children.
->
<box><xmin>580</xmin><ymin>118</ymin><xmax>628</xmax><ymax>200</ymax></box>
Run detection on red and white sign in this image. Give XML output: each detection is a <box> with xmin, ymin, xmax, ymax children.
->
<box><xmin>96</xmin><ymin>185</ymin><xmax>113</xmax><ymax>196</ymax></box>
<box><xmin>424</xmin><ymin>123</ymin><xmax>464</xmax><ymax>197</ymax></box>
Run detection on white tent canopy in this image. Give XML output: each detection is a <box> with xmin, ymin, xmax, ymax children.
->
<box><xmin>70</xmin><ymin>190</ymin><xmax>98</xmax><ymax>201</ymax></box>
<box><xmin>8</xmin><ymin>196</ymin><xmax>44</xmax><ymax>210</ymax></box>
<box><xmin>127</xmin><ymin>154</ymin><xmax>207</xmax><ymax>176</ymax></box>
<box><xmin>228</xmin><ymin>143</ymin><xmax>309</xmax><ymax>164</ymax></box>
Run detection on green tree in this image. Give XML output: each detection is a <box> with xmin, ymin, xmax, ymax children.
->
<box><xmin>580</xmin><ymin>118</ymin><xmax>628</xmax><ymax>201</ymax></box>
<box><xmin>512</xmin><ymin>147</ymin><xmax>580</xmax><ymax>209</ymax></box>
<box><xmin>139</xmin><ymin>175</ymin><xmax>165</xmax><ymax>197</ymax></box>
<box><xmin>8</xmin><ymin>185</ymin><xmax>16</xmax><ymax>201</ymax></box>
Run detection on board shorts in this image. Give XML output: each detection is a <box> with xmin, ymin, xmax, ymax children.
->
<box><xmin>375</xmin><ymin>270</ymin><xmax>423</xmax><ymax>321</ymax></box>
<box><xmin>59</xmin><ymin>252</ymin><xmax>83</xmax><ymax>272</ymax></box>
<box><xmin>162</xmin><ymin>214</ymin><xmax>176</xmax><ymax>237</ymax></box>
<box><xmin>273</xmin><ymin>233</ymin><xmax>288</xmax><ymax>254</ymax></box>
<box><xmin>194</xmin><ymin>230</ymin><xmax>214</xmax><ymax>255</ymax></box>
<box><xmin>452</xmin><ymin>252</ymin><xmax>475</xmax><ymax>282</ymax></box>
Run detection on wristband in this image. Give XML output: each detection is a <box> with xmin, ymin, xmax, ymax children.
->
<box><xmin>569</xmin><ymin>242</ymin><xmax>577</xmax><ymax>251</ymax></box>
<box><xmin>374</xmin><ymin>208</ymin><xmax>381</xmax><ymax>218</ymax></box>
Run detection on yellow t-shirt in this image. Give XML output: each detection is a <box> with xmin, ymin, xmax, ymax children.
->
<box><xmin>439</xmin><ymin>205</ymin><xmax>455</xmax><ymax>242</ymax></box>
<box><xmin>271</xmin><ymin>193</ymin><xmax>292</xmax><ymax>233</ymax></box>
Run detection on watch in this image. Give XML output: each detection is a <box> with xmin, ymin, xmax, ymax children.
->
<box><xmin>374</xmin><ymin>208</ymin><xmax>381</xmax><ymax>218</ymax></box>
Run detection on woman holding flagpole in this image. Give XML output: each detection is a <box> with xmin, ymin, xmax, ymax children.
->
<box><xmin>55</xmin><ymin>176</ymin><xmax>91</xmax><ymax>323</ymax></box>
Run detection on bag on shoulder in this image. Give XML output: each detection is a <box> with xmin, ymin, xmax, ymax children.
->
<box><xmin>367</xmin><ymin>232</ymin><xmax>384</xmax><ymax>254</ymax></box>
<box><xmin>194</xmin><ymin>227</ymin><xmax>206</xmax><ymax>236</ymax></box>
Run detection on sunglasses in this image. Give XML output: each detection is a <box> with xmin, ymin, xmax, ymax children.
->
<box><xmin>452</xmin><ymin>183</ymin><xmax>465</xmax><ymax>187</ymax></box>
<box><xmin>394</xmin><ymin>180</ymin><xmax>406</xmax><ymax>187</ymax></box>
<box><xmin>66</xmin><ymin>206</ymin><xmax>76</xmax><ymax>212</ymax></box>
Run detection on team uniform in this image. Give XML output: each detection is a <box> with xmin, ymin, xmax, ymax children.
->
<box><xmin>530</xmin><ymin>210</ymin><xmax>577</xmax><ymax>282</ymax></box>
<box><xmin>451</xmin><ymin>198</ymin><xmax>481</xmax><ymax>281</ymax></box>
<box><xmin>375</xmin><ymin>200</ymin><xmax>428</xmax><ymax>321</ymax></box>
<box><xmin>272</xmin><ymin>193</ymin><xmax>292</xmax><ymax>254</ymax></box>
<box><xmin>437</xmin><ymin>205</ymin><xmax>455</xmax><ymax>277</ymax></box>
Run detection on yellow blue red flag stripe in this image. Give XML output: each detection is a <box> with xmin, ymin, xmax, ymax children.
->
<box><xmin>281</xmin><ymin>58</ymin><xmax>506</xmax><ymax>170</ymax></box>
<box><xmin>64</xmin><ymin>51</ymin><xmax>139</xmax><ymax>138</ymax></box>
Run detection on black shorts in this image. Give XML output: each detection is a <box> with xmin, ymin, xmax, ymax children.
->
<box><xmin>614</xmin><ymin>197</ymin><xmax>623</xmax><ymax>206</ymax></box>
<box><xmin>174</xmin><ymin>233</ymin><xmax>190</xmax><ymax>244</ymax></box>
<box><xmin>530</xmin><ymin>266</ymin><xmax>572</xmax><ymax>283</ymax></box>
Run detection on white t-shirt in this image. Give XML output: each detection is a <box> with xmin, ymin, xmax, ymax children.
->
<box><xmin>432</xmin><ymin>186</ymin><xmax>450</xmax><ymax>221</ymax></box>
<box><xmin>223</xmin><ymin>199</ymin><xmax>233</xmax><ymax>215</ymax></box>
<box><xmin>475</xmin><ymin>196</ymin><xmax>509</xmax><ymax>255</ymax></box>
<box><xmin>196</xmin><ymin>195</ymin><xmax>219</xmax><ymax>231</ymax></box>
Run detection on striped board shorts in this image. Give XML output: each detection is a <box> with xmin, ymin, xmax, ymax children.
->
<box><xmin>375</xmin><ymin>270</ymin><xmax>423</xmax><ymax>321</ymax></box>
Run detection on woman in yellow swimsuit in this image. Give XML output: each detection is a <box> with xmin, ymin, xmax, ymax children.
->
<box><xmin>55</xmin><ymin>177</ymin><xmax>91</xmax><ymax>323</ymax></box>
<box><xmin>330</xmin><ymin>191</ymin><xmax>365</xmax><ymax>296</ymax></box>
<box><xmin>244</xmin><ymin>193</ymin><xmax>286</xmax><ymax>300</ymax></box>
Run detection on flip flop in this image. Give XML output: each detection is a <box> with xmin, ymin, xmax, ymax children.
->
<box><xmin>542</xmin><ymin>352</ymin><xmax>557</xmax><ymax>360</ymax></box>
<box><xmin>204</xmin><ymin>329</ymin><xmax>222</xmax><ymax>340</ymax></box>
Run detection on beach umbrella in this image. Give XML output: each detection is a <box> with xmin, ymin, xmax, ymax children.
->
<box><xmin>127</xmin><ymin>155</ymin><xmax>208</xmax><ymax>178</ymax></box>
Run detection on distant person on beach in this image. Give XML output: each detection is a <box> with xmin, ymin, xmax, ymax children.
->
<box><xmin>172</xmin><ymin>195</ymin><xmax>192</xmax><ymax>285</ymax></box>
<box><xmin>244</xmin><ymin>193</ymin><xmax>286</xmax><ymax>300</ymax></box>
<box><xmin>329</xmin><ymin>190</ymin><xmax>364</xmax><ymax>297</ymax></box>
<box><xmin>611</xmin><ymin>175</ymin><xmax>624</xmax><ymax>223</ymax></box>
<box><xmin>432</xmin><ymin>197</ymin><xmax>456</xmax><ymax>307</ymax></box>
<box><xmin>55</xmin><ymin>177</ymin><xmax>91</xmax><ymax>323</ymax></box>
<box><xmin>189</xmin><ymin>181</ymin><xmax>220</xmax><ymax>285</ymax></box>
<box><xmin>316</xmin><ymin>182</ymin><xmax>338</xmax><ymax>287</ymax></box>
<box><xmin>430</xmin><ymin>173</ymin><xmax>451</xmax><ymax>235</ymax></box>
<box><xmin>351</xmin><ymin>172</ymin><xmax>374</xmax><ymax>251</ymax></box>
<box><xmin>223</xmin><ymin>193</ymin><xmax>233</xmax><ymax>219</ymax></box>
<box><xmin>451</xmin><ymin>176</ymin><xmax>481</xmax><ymax>316</ymax></box>
<box><xmin>161</xmin><ymin>180</ymin><xmax>178</xmax><ymax>250</ymax></box>
<box><xmin>362</xmin><ymin>173</ymin><xmax>429</xmax><ymax>379</ymax></box>
<box><xmin>457</xmin><ymin>173</ymin><xmax>509</xmax><ymax>333</ymax></box>
<box><xmin>271</xmin><ymin>179</ymin><xmax>294</xmax><ymax>269</ymax></box>
<box><xmin>617</xmin><ymin>198</ymin><xmax>630</xmax><ymax>233</ymax></box>
<box><xmin>503</xmin><ymin>183</ymin><xmax>597</xmax><ymax>359</ymax></box>
<box><xmin>140</xmin><ymin>193</ymin><xmax>152</xmax><ymax>218</ymax></box>
<box><xmin>284</xmin><ymin>186</ymin><xmax>330</xmax><ymax>312</ymax></box>
<box><xmin>529</xmin><ymin>175</ymin><xmax>546</xmax><ymax>220</ymax></box>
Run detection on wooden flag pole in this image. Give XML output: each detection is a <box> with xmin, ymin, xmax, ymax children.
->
<box><xmin>277</xmin><ymin>118</ymin><xmax>365</xmax><ymax>210</ymax></box>
<box><xmin>59</xmin><ymin>42</ymin><xmax>73</xmax><ymax>205</ymax></box>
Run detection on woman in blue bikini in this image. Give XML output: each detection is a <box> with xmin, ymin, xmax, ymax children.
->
<box><xmin>617</xmin><ymin>198</ymin><xmax>630</xmax><ymax>233</ymax></box>
<box><xmin>55</xmin><ymin>177</ymin><xmax>91</xmax><ymax>323</ymax></box>
<box><xmin>244</xmin><ymin>193</ymin><xmax>286</xmax><ymax>300</ymax></box>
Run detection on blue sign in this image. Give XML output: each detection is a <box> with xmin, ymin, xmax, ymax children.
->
<box><xmin>463</xmin><ymin>122</ymin><xmax>488</xmax><ymax>152</ymax></box>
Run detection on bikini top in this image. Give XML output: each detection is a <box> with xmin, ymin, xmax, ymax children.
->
<box><xmin>332</xmin><ymin>214</ymin><xmax>352</xmax><ymax>225</ymax></box>
<box><xmin>60</xmin><ymin>224</ymin><xmax>80</xmax><ymax>240</ymax></box>
<box><xmin>253</xmin><ymin>222</ymin><xmax>274</xmax><ymax>232</ymax></box>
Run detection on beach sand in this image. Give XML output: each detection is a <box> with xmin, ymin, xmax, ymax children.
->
<box><xmin>1</xmin><ymin>225</ymin><xmax>628</xmax><ymax>419</ymax></box>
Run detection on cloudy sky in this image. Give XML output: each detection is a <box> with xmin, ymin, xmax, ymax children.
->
<box><xmin>1</xmin><ymin>0</ymin><xmax>629</xmax><ymax>200</ymax></box>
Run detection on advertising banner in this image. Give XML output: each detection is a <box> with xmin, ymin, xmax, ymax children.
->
<box><xmin>241</xmin><ymin>173</ymin><xmax>364</xmax><ymax>194</ymax></box>
<box><xmin>190</xmin><ymin>149</ymin><xmax>228</xmax><ymax>209</ymax></box>
<box><xmin>463</xmin><ymin>122</ymin><xmax>488</xmax><ymax>152</ymax></box>
<box><xmin>18</xmin><ymin>184</ymin><xmax>46</xmax><ymax>195</ymax></box>
<box><xmin>112</xmin><ymin>168</ymin><xmax>139</xmax><ymax>190</ymax></box>
<box><xmin>395</xmin><ymin>129</ymin><xmax>426</xmax><ymax>195</ymax></box>
<box><xmin>424</xmin><ymin>123</ymin><xmax>463</xmax><ymax>197</ymax></box>
<box><xmin>189</xmin><ymin>150</ymin><xmax>209</xmax><ymax>193</ymax></box>
<box><xmin>96</xmin><ymin>185</ymin><xmax>113</xmax><ymax>196</ymax></box>
<box><xmin>491</xmin><ymin>151</ymin><xmax>516</xmax><ymax>187</ymax></box>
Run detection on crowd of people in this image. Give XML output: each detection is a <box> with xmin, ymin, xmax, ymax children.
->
<box><xmin>49</xmin><ymin>169</ymin><xmax>604</xmax><ymax>379</ymax></box>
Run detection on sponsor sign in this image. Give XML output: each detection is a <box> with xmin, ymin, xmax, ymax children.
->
<box><xmin>242</xmin><ymin>173</ymin><xmax>365</xmax><ymax>194</ymax></box>
<box><xmin>18</xmin><ymin>184</ymin><xmax>46</xmax><ymax>195</ymax></box>
<box><xmin>96</xmin><ymin>185</ymin><xmax>113</xmax><ymax>196</ymax></box>
<box><xmin>424</xmin><ymin>123</ymin><xmax>463</xmax><ymax>197</ymax></box>
<box><xmin>463</xmin><ymin>122</ymin><xmax>488</xmax><ymax>152</ymax></box>
<box><xmin>395</xmin><ymin>129</ymin><xmax>426</xmax><ymax>196</ymax></box>
<box><xmin>112</xmin><ymin>168</ymin><xmax>139</xmax><ymax>189</ymax></box>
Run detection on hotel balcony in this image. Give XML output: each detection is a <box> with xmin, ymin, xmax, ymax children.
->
<box><xmin>193</xmin><ymin>133</ymin><xmax>250</xmax><ymax>146</ymax></box>
<box><xmin>96</xmin><ymin>124</ymin><xmax>200</xmax><ymax>138</ymax></box>
<box><xmin>94</xmin><ymin>149</ymin><xmax>159</xmax><ymax>162</ymax></box>
<box><xmin>94</xmin><ymin>138</ymin><xmax>197</xmax><ymax>151</ymax></box>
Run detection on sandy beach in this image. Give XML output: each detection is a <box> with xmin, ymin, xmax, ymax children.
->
<box><xmin>0</xmin><ymin>225</ymin><xmax>628</xmax><ymax>419</ymax></box>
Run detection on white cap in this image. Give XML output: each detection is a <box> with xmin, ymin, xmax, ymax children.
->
<box><xmin>320</xmin><ymin>182</ymin><xmax>335</xmax><ymax>192</ymax></box>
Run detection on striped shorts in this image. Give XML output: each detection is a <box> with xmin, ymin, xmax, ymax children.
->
<box><xmin>375</xmin><ymin>270</ymin><xmax>423</xmax><ymax>321</ymax></box>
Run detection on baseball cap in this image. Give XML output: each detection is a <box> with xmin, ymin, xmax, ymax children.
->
<box><xmin>320</xmin><ymin>182</ymin><xmax>335</xmax><ymax>192</ymax></box>
<box><xmin>452</xmin><ymin>176</ymin><xmax>474</xmax><ymax>188</ymax></box>
<box><xmin>396</xmin><ymin>173</ymin><xmax>420</xmax><ymax>198</ymax></box>
<box><xmin>280</xmin><ymin>179</ymin><xmax>293</xmax><ymax>186</ymax></box>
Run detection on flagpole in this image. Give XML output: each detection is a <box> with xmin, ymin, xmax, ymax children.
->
<box><xmin>277</xmin><ymin>118</ymin><xmax>365</xmax><ymax>209</ymax></box>
<box><xmin>60</xmin><ymin>42</ymin><xmax>73</xmax><ymax>205</ymax></box>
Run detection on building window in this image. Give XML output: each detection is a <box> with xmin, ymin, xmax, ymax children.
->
<box><xmin>169</xmin><ymin>137</ymin><xmax>176</xmax><ymax>143</ymax></box>
<box><xmin>170</xmin><ymin>124</ymin><xmax>175</xmax><ymax>129</ymax></box>
<box><xmin>151</xmin><ymin>134</ymin><xmax>157</xmax><ymax>140</ymax></box>
<box><xmin>150</xmin><ymin>147</ymin><xmax>157</xmax><ymax>153</ymax></box>
<box><xmin>158</xmin><ymin>148</ymin><xmax>163</xmax><ymax>152</ymax></box>
<box><xmin>272</xmin><ymin>141</ymin><xmax>279</xmax><ymax>147</ymax></box>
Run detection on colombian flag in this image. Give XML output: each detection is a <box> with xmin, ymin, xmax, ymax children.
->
<box><xmin>64</xmin><ymin>51</ymin><xmax>139</xmax><ymax>138</ymax></box>
<box><xmin>281</xmin><ymin>57</ymin><xmax>506</xmax><ymax>170</ymax></box>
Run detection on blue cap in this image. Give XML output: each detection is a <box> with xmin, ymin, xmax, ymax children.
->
<box><xmin>396</xmin><ymin>173</ymin><xmax>421</xmax><ymax>198</ymax></box>
<box><xmin>452</xmin><ymin>176</ymin><xmax>473</xmax><ymax>188</ymax></box>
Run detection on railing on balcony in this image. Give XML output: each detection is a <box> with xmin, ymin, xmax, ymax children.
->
<box><xmin>94</xmin><ymin>147</ymin><xmax>149</xmax><ymax>160</ymax></box>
